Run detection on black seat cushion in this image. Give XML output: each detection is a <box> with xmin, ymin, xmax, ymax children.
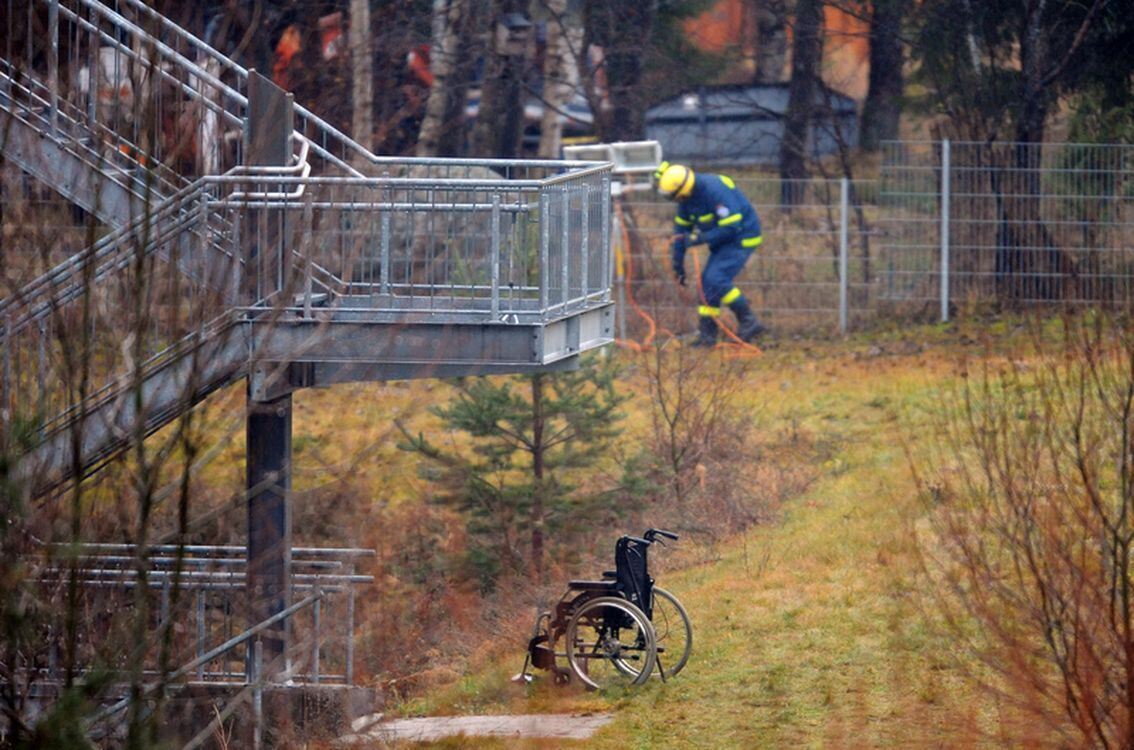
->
<box><xmin>567</xmin><ymin>579</ymin><xmax>618</xmax><ymax>592</ymax></box>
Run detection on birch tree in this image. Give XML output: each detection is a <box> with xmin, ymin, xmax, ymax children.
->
<box><xmin>754</xmin><ymin>0</ymin><xmax>790</xmax><ymax>84</ymax></box>
<box><xmin>536</xmin><ymin>0</ymin><xmax>581</xmax><ymax>158</ymax></box>
<box><xmin>416</xmin><ymin>0</ymin><xmax>485</xmax><ymax>157</ymax></box>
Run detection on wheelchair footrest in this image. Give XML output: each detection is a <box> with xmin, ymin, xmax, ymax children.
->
<box><xmin>528</xmin><ymin>637</ymin><xmax>557</xmax><ymax>671</ymax></box>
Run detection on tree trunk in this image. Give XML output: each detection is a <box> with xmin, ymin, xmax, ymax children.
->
<box><xmin>349</xmin><ymin>0</ymin><xmax>373</xmax><ymax>153</ymax></box>
<box><xmin>416</xmin><ymin>0</ymin><xmax>484</xmax><ymax>157</ymax></box>
<box><xmin>1000</xmin><ymin>3</ymin><xmax>1075</xmax><ymax>302</ymax></box>
<box><xmin>1015</xmin><ymin>1</ymin><xmax>1048</xmax><ymax>148</ymax></box>
<box><xmin>471</xmin><ymin>0</ymin><xmax>529</xmax><ymax>158</ymax></box>
<box><xmin>537</xmin><ymin>0</ymin><xmax>577</xmax><ymax>158</ymax></box>
<box><xmin>753</xmin><ymin>0</ymin><xmax>789</xmax><ymax>84</ymax></box>
<box><xmin>859</xmin><ymin>0</ymin><xmax>907</xmax><ymax>152</ymax></box>
<box><xmin>778</xmin><ymin>0</ymin><xmax>824</xmax><ymax>208</ymax></box>
<box><xmin>530</xmin><ymin>374</ymin><xmax>545</xmax><ymax>578</ymax></box>
<box><xmin>584</xmin><ymin>0</ymin><xmax>658</xmax><ymax>142</ymax></box>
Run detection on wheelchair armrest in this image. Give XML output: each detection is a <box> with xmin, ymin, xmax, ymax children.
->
<box><xmin>601</xmin><ymin>571</ymin><xmax>617</xmax><ymax>579</ymax></box>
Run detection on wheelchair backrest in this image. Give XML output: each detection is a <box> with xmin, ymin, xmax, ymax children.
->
<box><xmin>615</xmin><ymin>537</ymin><xmax>653</xmax><ymax>618</ymax></box>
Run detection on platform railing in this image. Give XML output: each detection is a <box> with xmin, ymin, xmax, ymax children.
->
<box><xmin>1</xmin><ymin>161</ymin><xmax>612</xmax><ymax>466</ymax></box>
<box><xmin>8</xmin><ymin>0</ymin><xmax>616</xmax><ymax>181</ymax></box>
<box><xmin>223</xmin><ymin>166</ymin><xmax>612</xmax><ymax>320</ymax></box>
<box><xmin>7</xmin><ymin>543</ymin><xmax>375</xmax><ymax>747</ymax></box>
<box><xmin>34</xmin><ymin>544</ymin><xmax>374</xmax><ymax>689</ymax></box>
<box><xmin>4</xmin><ymin>0</ymin><xmax>365</xmax><ymax>179</ymax></box>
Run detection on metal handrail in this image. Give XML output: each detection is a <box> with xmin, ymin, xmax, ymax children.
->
<box><xmin>0</xmin><ymin>67</ymin><xmax>187</xmax><ymax>198</ymax></box>
<box><xmin>61</xmin><ymin>0</ymin><xmax>364</xmax><ymax>178</ymax></box>
<box><xmin>0</xmin><ymin>138</ymin><xmax>313</xmax><ymax>333</ymax></box>
<box><xmin>87</xmin><ymin>591</ymin><xmax>324</xmax><ymax>726</ymax></box>
<box><xmin>70</xmin><ymin>0</ymin><xmax>612</xmax><ymax>176</ymax></box>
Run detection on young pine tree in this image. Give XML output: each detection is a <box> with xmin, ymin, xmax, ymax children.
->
<box><xmin>398</xmin><ymin>354</ymin><xmax>642</xmax><ymax>585</ymax></box>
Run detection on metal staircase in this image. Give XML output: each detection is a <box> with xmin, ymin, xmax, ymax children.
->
<box><xmin>1</xmin><ymin>2</ymin><xmax>614</xmax><ymax>737</ymax></box>
<box><xmin>1</xmin><ymin>0</ymin><xmax>615</xmax><ymax>499</ymax></box>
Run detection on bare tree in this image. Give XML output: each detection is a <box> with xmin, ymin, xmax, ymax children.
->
<box><xmin>349</xmin><ymin>0</ymin><xmax>373</xmax><ymax>152</ymax></box>
<box><xmin>859</xmin><ymin>0</ymin><xmax>908</xmax><ymax>151</ymax></box>
<box><xmin>918</xmin><ymin>314</ymin><xmax>1134</xmax><ymax>748</ymax></box>
<box><xmin>536</xmin><ymin>0</ymin><xmax>580</xmax><ymax>159</ymax></box>
<box><xmin>583</xmin><ymin>0</ymin><xmax>658</xmax><ymax>142</ymax></box>
<box><xmin>779</xmin><ymin>0</ymin><xmax>824</xmax><ymax>208</ymax></box>
<box><xmin>638</xmin><ymin>343</ymin><xmax>785</xmax><ymax>539</ymax></box>
<box><xmin>471</xmin><ymin>0</ymin><xmax>530</xmax><ymax>158</ymax></box>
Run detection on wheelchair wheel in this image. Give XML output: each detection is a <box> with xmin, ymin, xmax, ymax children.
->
<box><xmin>649</xmin><ymin>587</ymin><xmax>692</xmax><ymax>678</ymax></box>
<box><xmin>565</xmin><ymin>596</ymin><xmax>656</xmax><ymax>690</ymax></box>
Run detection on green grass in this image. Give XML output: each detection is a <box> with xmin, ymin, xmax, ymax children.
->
<box><xmin>374</xmin><ymin>329</ymin><xmax>1021</xmax><ymax>748</ymax></box>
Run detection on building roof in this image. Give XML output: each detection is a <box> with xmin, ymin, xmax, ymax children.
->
<box><xmin>646</xmin><ymin>83</ymin><xmax>857</xmax><ymax>125</ymax></box>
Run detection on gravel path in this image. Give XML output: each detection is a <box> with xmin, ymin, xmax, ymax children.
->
<box><xmin>337</xmin><ymin>712</ymin><xmax>615</xmax><ymax>744</ymax></box>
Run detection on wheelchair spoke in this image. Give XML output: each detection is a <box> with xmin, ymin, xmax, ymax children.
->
<box><xmin>564</xmin><ymin>597</ymin><xmax>656</xmax><ymax>690</ymax></box>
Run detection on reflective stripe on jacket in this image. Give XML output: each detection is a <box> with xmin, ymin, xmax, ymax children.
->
<box><xmin>673</xmin><ymin>173</ymin><xmax>762</xmax><ymax>251</ymax></box>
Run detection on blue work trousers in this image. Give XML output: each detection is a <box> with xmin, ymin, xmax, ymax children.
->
<box><xmin>700</xmin><ymin>242</ymin><xmax>753</xmax><ymax>307</ymax></box>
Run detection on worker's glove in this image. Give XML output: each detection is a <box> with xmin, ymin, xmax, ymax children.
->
<box><xmin>672</xmin><ymin>259</ymin><xmax>686</xmax><ymax>286</ymax></box>
<box><xmin>670</xmin><ymin>235</ymin><xmax>687</xmax><ymax>286</ymax></box>
<box><xmin>686</xmin><ymin>232</ymin><xmax>704</xmax><ymax>247</ymax></box>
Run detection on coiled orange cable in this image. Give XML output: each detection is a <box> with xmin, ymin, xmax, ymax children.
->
<box><xmin>612</xmin><ymin>199</ymin><xmax>761</xmax><ymax>357</ymax></box>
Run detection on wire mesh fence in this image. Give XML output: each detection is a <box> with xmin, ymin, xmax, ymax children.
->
<box><xmin>612</xmin><ymin>175</ymin><xmax>879</xmax><ymax>341</ymax></box>
<box><xmin>880</xmin><ymin>140</ymin><xmax>1134</xmax><ymax>312</ymax></box>
<box><xmin>612</xmin><ymin>140</ymin><xmax>1134</xmax><ymax>342</ymax></box>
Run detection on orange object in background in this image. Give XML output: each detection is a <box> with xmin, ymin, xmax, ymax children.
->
<box><xmin>273</xmin><ymin>25</ymin><xmax>302</xmax><ymax>88</ymax></box>
<box><xmin>682</xmin><ymin>0</ymin><xmax>869</xmax><ymax>99</ymax></box>
<box><xmin>318</xmin><ymin>12</ymin><xmax>345</xmax><ymax>61</ymax></box>
<box><xmin>407</xmin><ymin>44</ymin><xmax>434</xmax><ymax>88</ymax></box>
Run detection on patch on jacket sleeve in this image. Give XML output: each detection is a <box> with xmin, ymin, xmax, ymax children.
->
<box><xmin>716</xmin><ymin>204</ymin><xmax>729</xmax><ymax>218</ymax></box>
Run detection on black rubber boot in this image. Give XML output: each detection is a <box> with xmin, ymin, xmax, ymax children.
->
<box><xmin>729</xmin><ymin>295</ymin><xmax>768</xmax><ymax>342</ymax></box>
<box><xmin>692</xmin><ymin>315</ymin><xmax>718</xmax><ymax>347</ymax></box>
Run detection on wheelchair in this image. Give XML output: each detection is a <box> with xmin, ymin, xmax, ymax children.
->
<box><xmin>516</xmin><ymin>528</ymin><xmax>693</xmax><ymax>690</ymax></box>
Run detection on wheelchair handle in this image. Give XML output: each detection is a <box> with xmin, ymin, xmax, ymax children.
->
<box><xmin>644</xmin><ymin>528</ymin><xmax>679</xmax><ymax>543</ymax></box>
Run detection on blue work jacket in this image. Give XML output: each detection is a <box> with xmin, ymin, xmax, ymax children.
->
<box><xmin>672</xmin><ymin>174</ymin><xmax>762</xmax><ymax>256</ymax></box>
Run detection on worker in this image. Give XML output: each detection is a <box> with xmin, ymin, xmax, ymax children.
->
<box><xmin>655</xmin><ymin>161</ymin><xmax>767</xmax><ymax>346</ymax></box>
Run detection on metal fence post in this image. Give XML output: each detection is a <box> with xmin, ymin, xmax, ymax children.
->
<box><xmin>940</xmin><ymin>139</ymin><xmax>951</xmax><ymax>323</ymax></box>
<box><xmin>613</xmin><ymin>200</ymin><xmax>626</xmax><ymax>341</ymax></box>
<box><xmin>380</xmin><ymin>184</ymin><xmax>391</xmax><ymax>295</ymax></box>
<box><xmin>48</xmin><ymin>0</ymin><xmax>59</xmax><ymax>131</ymax></box>
<box><xmin>580</xmin><ymin>191</ymin><xmax>590</xmax><ymax>300</ymax></box>
<box><xmin>561</xmin><ymin>189</ymin><xmax>571</xmax><ymax>308</ymax></box>
<box><xmin>539</xmin><ymin>192</ymin><xmax>550</xmax><ymax>319</ymax></box>
<box><xmin>601</xmin><ymin>173</ymin><xmax>612</xmax><ymax>304</ymax></box>
<box><xmin>346</xmin><ymin>582</ymin><xmax>356</xmax><ymax>684</ymax></box>
<box><xmin>839</xmin><ymin>177</ymin><xmax>849</xmax><ymax>334</ymax></box>
<box><xmin>2</xmin><ymin>314</ymin><xmax>9</xmax><ymax>429</ymax></box>
<box><xmin>252</xmin><ymin>638</ymin><xmax>263</xmax><ymax>750</ymax></box>
<box><xmin>196</xmin><ymin>589</ymin><xmax>206</xmax><ymax>681</ymax></box>
<box><xmin>312</xmin><ymin>596</ymin><xmax>321</xmax><ymax>684</ymax></box>
<box><xmin>491</xmin><ymin>194</ymin><xmax>501</xmax><ymax>319</ymax></box>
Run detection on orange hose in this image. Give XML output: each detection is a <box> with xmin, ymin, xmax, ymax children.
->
<box><xmin>613</xmin><ymin>200</ymin><xmax>672</xmax><ymax>351</ymax></box>
<box><xmin>689</xmin><ymin>247</ymin><xmax>763</xmax><ymax>358</ymax></box>
<box><xmin>611</xmin><ymin>200</ymin><xmax>760</xmax><ymax>357</ymax></box>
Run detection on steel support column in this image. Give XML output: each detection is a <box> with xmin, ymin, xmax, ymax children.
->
<box><xmin>245</xmin><ymin>71</ymin><xmax>294</xmax><ymax>678</ymax></box>
<box><xmin>246</xmin><ymin>390</ymin><xmax>292</xmax><ymax>676</ymax></box>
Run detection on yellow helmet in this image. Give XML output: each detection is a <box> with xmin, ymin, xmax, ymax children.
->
<box><xmin>655</xmin><ymin>162</ymin><xmax>695</xmax><ymax>200</ymax></box>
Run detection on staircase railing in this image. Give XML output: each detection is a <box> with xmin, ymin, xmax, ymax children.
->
<box><xmin>2</xmin><ymin>159</ymin><xmax>612</xmax><ymax>493</ymax></box>
<box><xmin>14</xmin><ymin>0</ymin><xmax>605</xmax><ymax>181</ymax></box>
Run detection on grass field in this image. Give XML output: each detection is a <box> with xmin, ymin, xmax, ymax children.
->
<box><xmin>325</xmin><ymin>322</ymin><xmax>1055</xmax><ymax>749</ymax></box>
